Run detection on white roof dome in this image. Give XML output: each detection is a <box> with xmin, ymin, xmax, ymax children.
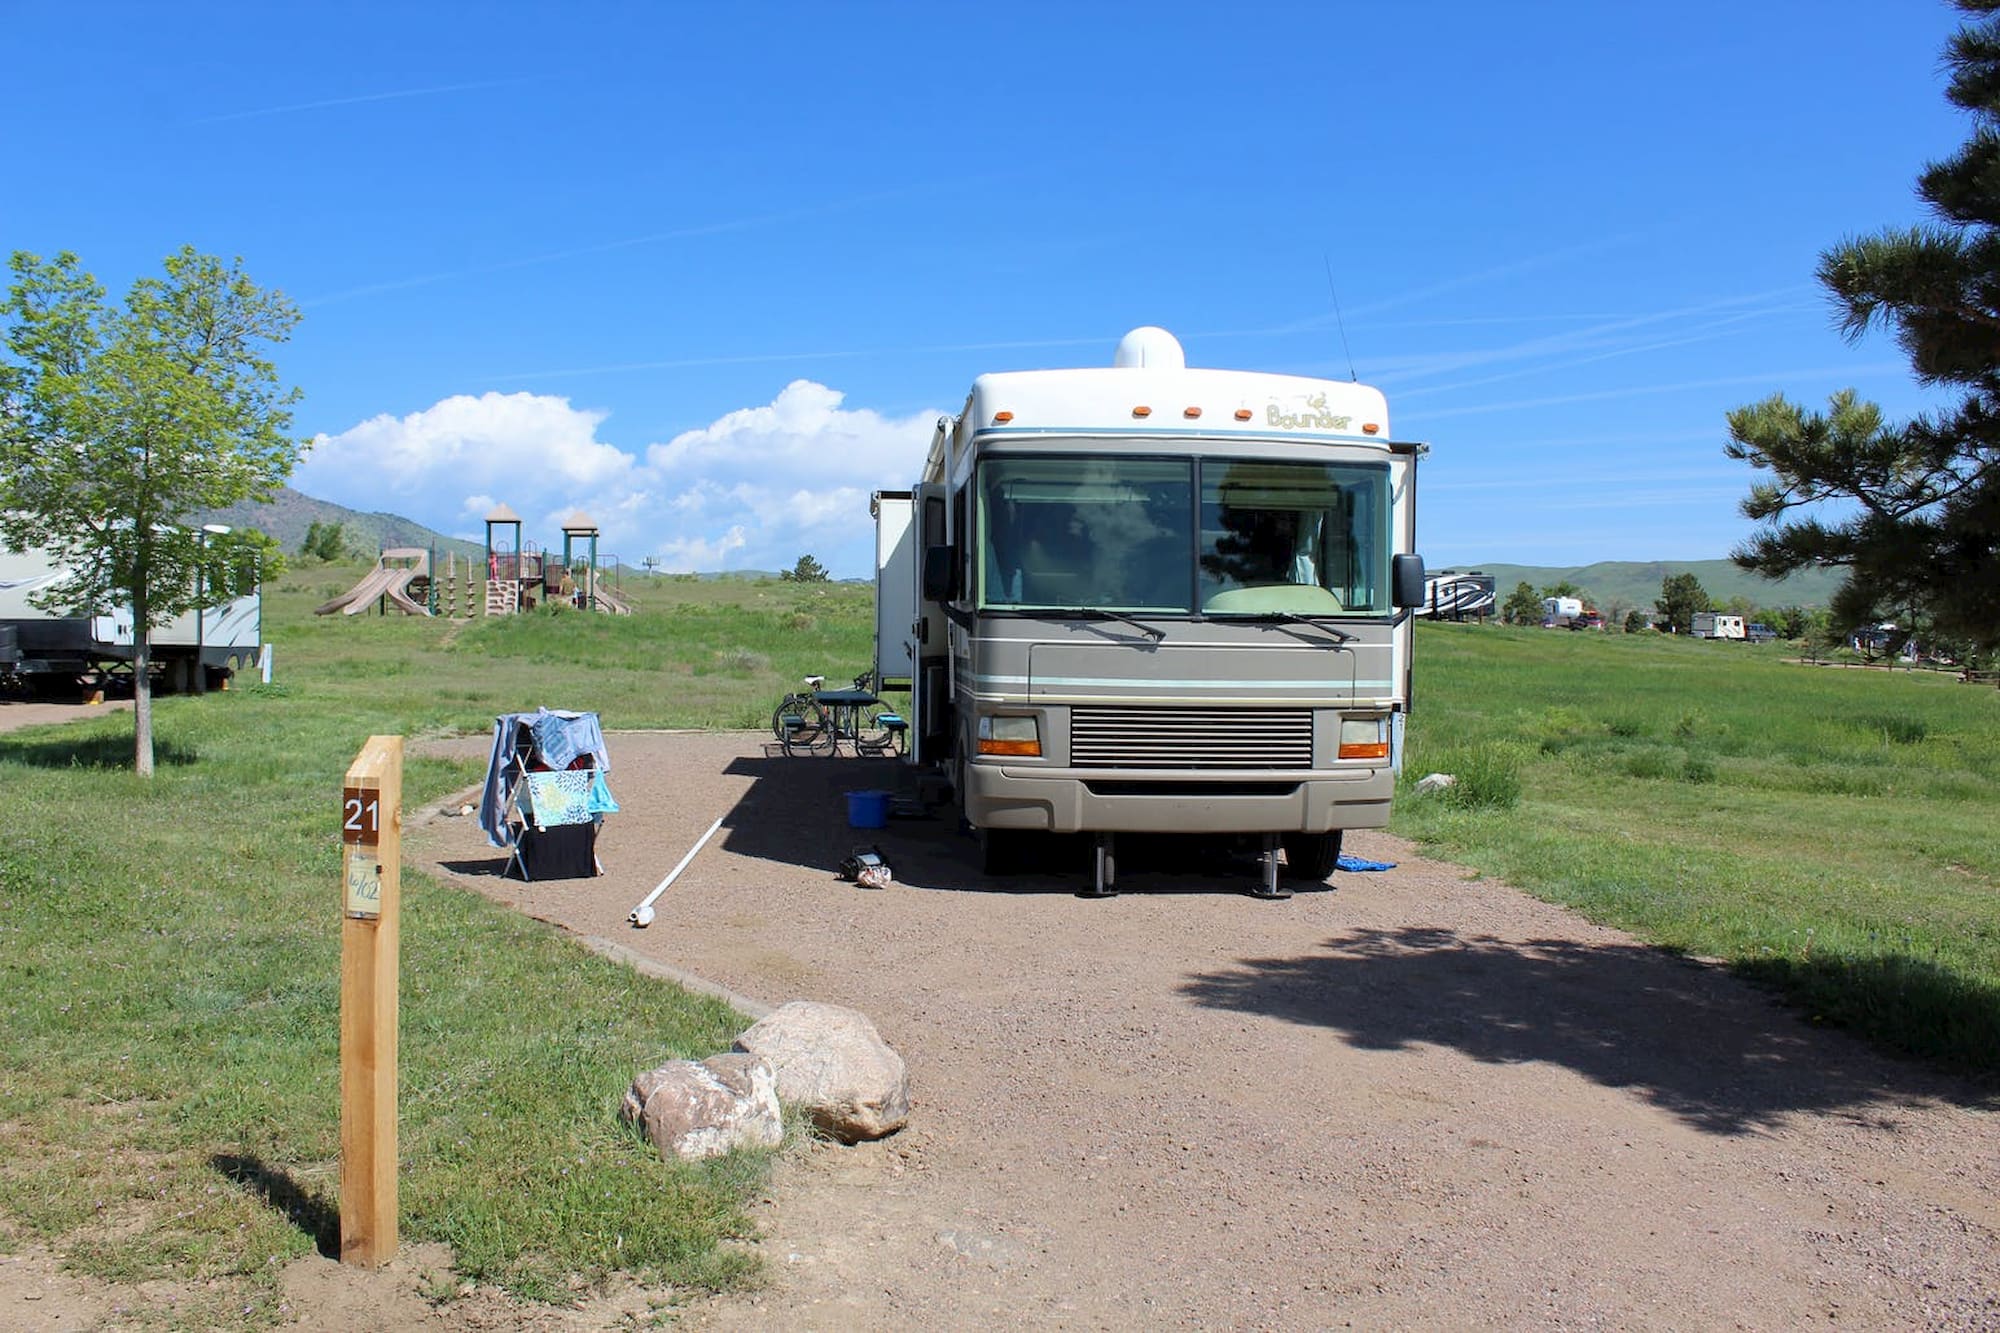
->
<box><xmin>1112</xmin><ymin>326</ymin><xmax>1185</xmax><ymax>369</ymax></box>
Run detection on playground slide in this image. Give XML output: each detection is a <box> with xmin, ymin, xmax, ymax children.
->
<box><xmin>314</xmin><ymin>551</ymin><xmax>432</xmax><ymax>617</ymax></box>
<box><xmin>588</xmin><ymin>570</ymin><xmax>632</xmax><ymax>615</ymax></box>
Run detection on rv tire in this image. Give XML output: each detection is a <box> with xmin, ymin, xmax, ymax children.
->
<box><xmin>978</xmin><ymin>827</ymin><xmax>1028</xmax><ymax>876</ymax></box>
<box><xmin>1281</xmin><ymin>831</ymin><xmax>1343</xmax><ymax>881</ymax></box>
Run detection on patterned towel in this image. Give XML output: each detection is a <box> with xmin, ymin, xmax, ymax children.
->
<box><xmin>1335</xmin><ymin>854</ymin><xmax>1396</xmax><ymax>872</ymax></box>
<box><xmin>524</xmin><ymin>769</ymin><xmax>596</xmax><ymax>828</ymax></box>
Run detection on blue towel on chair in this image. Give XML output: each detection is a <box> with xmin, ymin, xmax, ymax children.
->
<box><xmin>1336</xmin><ymin>853</ymin><xmax>1396</xmax><ymax>872</ymax></box>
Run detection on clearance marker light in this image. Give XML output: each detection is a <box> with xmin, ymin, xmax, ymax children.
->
<box><xmin>1234</xmin><ymin>408</ymin><xmax>1253</xmax><ymax>421</ymax></box>
<box><xmin>993</xmin><ymin>411</ymin><xmax>1014</xmax><ymax>424</ymax></box>
<box><xmin>1132</xmin><ymin>405</ymin><xmax>1152</xmax><ymax>418</ymax></box>
<box><xmin>1183</xmin><ymin>406</ymin><xmax>1202</xmax><ymax>419</ymax></box>
<box><xmin>1362</xmin><ymin>423</ymin><xmax>1380</xmax><ymax>435</ymax></box>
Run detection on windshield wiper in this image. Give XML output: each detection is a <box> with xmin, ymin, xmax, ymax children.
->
<box><xmin>999</xmin><ymin>606</ymin><xmax>1167</xmax><ymax>641</ymax></box>
<box><xmin>1205</xmin><ymin>610</ymin><xmax>1356</xmax><ymax>645</ymax></box>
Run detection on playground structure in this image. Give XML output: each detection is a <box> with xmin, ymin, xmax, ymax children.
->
<box><xmin>481</xmin><ymin>506</ymin><xmax>631</xmax><ymax>617</ymax></box>
<box><xmin>313</xmin><ymin>506</ymin><xmax>633</xmax><ymax>619</ymax></box>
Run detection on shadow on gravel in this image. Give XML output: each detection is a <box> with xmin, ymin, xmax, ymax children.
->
<box><xmin>718</xmin><ymin>752</ymin><xmax>1333</xmax><ymax>898</ymax></box>
<box><xmin>1179</xmin><ymin>926</ymin><xmax>1997</xmax><ymax>1134</ymax></box>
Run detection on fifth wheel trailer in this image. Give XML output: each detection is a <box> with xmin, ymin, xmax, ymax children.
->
<box><xmin>876</xmin><ymin>327</ymin><xmax>1426</xmax><ymax>897</ymax></box>
<box><xmin>0</xmin><ymin>542</ymin><xmax>263</xmax><ymax>692</ymax></box>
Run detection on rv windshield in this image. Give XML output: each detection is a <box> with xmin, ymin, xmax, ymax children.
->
<box><xmin>1199</xmin><ymin>460</ymin><xmax>1391</xmax><ymax>616</ymax></box>
<box><xmin>975</xmin><ymin>455</ymin><xmax>1391</xmax><ymax>616</ymax></box>
<box><xmin>979</xmin><ymin>457</ymin><xmax>1194</xmax><ymax>611</ymax></box>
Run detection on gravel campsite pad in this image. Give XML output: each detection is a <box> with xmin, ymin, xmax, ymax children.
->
<box><xmin>414</xmin><ymin>730</ymin><xmax>1999</xmax><ymax>1329</ymax></box>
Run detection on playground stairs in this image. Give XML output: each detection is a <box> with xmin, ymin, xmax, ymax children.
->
<box><xmin>485</xmin><ymin>578</ymin><xmax>519</xmax><ymax>616</ymax></box>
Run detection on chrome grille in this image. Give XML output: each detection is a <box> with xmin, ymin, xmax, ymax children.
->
<box><xmin>1068</xmin><ymin>707</ymin><xmax>1312</xmax><ymax>769</ymax></box>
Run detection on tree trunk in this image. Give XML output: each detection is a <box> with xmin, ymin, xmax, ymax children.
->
<box><xmin>133</xmin><ymin>582</ymin><xmax>154</xmax><ymax>778</ymax></box>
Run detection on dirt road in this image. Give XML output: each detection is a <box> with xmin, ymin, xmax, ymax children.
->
<box><xmin>409</xmin><ymin>730</ymin><xmax>1999</xmax><ymax>1329</ymax></box>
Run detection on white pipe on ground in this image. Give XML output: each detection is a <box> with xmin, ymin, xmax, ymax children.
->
<box><xmin>628</xmin><ymin>816</ymin><xmax>725</xmax><ymax>927</ymax></box>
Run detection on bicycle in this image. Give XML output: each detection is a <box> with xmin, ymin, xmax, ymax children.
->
<box><xmin>771</xmin><ymin>675</ymin><xmax>837</xmax><ymax>756</ymax></box>
<box><xmin>771</xmin><ymin>672</ymin><xmax>906</xmax><ymax>757</ymax></box>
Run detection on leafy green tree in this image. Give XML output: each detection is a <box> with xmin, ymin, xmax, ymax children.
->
<box><xmin>781</xmin><ymin>554</ymin><xmax>830</xmax><ymax>583</ymax></box>
<box><xmin>0</xmin><ymin>248</ymin><xmax>301</xmax><ymax>775</ymax></box>
<box><xmin>299</xmin><ymin>519</ymin><xmax>350</xmax><ymax>563</ymax></box>
<box><xmin>1770</xmin><ymin>605</ymin><xmax>1809</xmax><ymax>639</ymax></box>
<box><xmin>1725</xmin><ymin>2</ymin><xmax>2000</xmax><ymax>654</ymax></box>
<box><xmin>1502</xmin><ymin>580</ymin><xmax>1541</xmax><ymax>625</ymax></box>
<box><xmin>1623</xmin><ymin>609</ymin><xmax>1649</xmax><ymax>634</ymax></box>
<box><xmin>1655</xmin><ymin>572</ymin><xmax>1711</xmax><ymax>634</ymax></box>
<box><xmin>1538</xmin><ymin>580</ymin><xmax>1582</xmax><ymax>600</ymax></box>
<box><xmin>212</xmin><ymin>527</ymin><xmax>285</xmax><ymax>593</ymax></box>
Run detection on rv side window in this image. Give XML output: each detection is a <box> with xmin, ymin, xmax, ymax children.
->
<box><xmin>951</xmin><ymin>487</ymin><xmax>968</xmax><ymax>603</ymax></box>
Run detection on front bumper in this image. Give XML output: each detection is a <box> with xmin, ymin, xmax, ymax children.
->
<box><xmin>963</xmin><ymin>762</ymin><xmax>1393</xmax><ymax>834</ymax></box>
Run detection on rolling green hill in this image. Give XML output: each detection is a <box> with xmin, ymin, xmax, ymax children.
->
<box><xmin>1439</xmin><ymin>559</ymin><xmax>1846</xmax><ymax>613</ymax></box>
<box><xmin>201</xmin><ymin>485</ymin><xmax>483</xmax><ymax>563</ymax></box>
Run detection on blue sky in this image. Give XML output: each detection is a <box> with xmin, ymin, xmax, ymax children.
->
<box><xmin>0</xmin><ymin>2</ymin><xmax>1964</xmax><ymax>577</ymax></box>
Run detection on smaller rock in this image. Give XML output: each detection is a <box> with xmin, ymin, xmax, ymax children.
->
<box><xmin>1414</xmin><ymin>772</ymin><xmax>1457</xmax><ymax>794</ymax></box>
<box><xmin>620</xmin><ymin>1054</ymin><xmax>782</xmax><ymax>1161</ymax></box>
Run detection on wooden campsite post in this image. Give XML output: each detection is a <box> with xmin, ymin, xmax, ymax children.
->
<box><xmin>339</xmin><ymin>735</ymin><xmax>403</xmax><ymax>1266</ymax></box>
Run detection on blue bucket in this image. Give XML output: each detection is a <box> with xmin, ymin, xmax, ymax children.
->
<box><xmin>846</xmin><ymin>789</ymin><xmax>891</xmax><ymax>829</ymax></box>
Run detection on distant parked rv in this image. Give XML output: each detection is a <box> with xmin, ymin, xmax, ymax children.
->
<box><xmin>1691</xmin><ymin>612</ymin><xmax>1745</xmax><ymax>640</ymax></box>
<box><xmin>1418</xmin><ymin>571</ymin><xmax>1496</xmax><ymax>621</ymax></box>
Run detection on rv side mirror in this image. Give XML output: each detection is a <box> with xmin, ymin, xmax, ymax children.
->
<box><xmin>922</xmin><ymin>544</ymin><xmax>959</xmax><ymax>601</ymax></box>
<box><xmin>1392</xmin><ymin>553</ymin><xmax>1426</xmax><ymax>609</ymax></box>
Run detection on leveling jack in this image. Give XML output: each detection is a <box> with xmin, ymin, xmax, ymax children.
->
<box><xmin>1081</xmin><ymin>832</ymin><xmax>1117</xmax><ymax>899</ymax></box>
<box><xmin>1254</xmin><ymin>834</ymin><xmax>1292</xmax><ymax>900</ymax></box>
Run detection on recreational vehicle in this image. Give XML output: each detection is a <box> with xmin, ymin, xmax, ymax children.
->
<box><xmin>1417</xmin><ymin>571</ymin><xmax>1496</xmax><ymax>621</ymax></box>
<box><xmin>0</xmin><ymin>540</ymin><xmax>263</xmax><ymax>692</ymax></box>
<box><xmin>874</xmin><ymin>328</ymin><xmax>1425</xmax><ymax>897</ymax></box>
<box><xmin>1691</xmin><ymin>612</ymin><xmax>1745</xmax><ymax>640</ymax></box>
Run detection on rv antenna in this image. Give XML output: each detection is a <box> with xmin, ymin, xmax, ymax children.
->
<box><xmin>1323</xmin><ymin>253</ymin><xmax>1358</xmax><ymax>382</ymax></box>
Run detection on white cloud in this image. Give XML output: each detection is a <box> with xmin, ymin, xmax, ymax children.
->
<box><xmin>300</xmin><ymin>391</ymin><xmax>632</xmax><ymax>503</ymax></box>
<box><xmin>297</xmin><ymin>383</ymin><xmax>937</xmax><ymax>577</ymax></box>
<box><xmin>635</xmin><ymin>380</ymin><xmax>935</xmax><ymax>575</ymax></box>
<box><xmin>658</xmin><ymin>525</ymin><xmax>750</xmax><ymax>573</ymax></box>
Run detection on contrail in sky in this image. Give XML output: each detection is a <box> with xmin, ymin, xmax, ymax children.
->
<box><xmin>190</xmin><ymin>75</ymin><xmax>553</xmax><ymax>125</ymax></box>
<box><xmin>1407</xmin><ymin>362</ymin><xmax>1909</xmax><ymax>421</ymax></box>
<box><xmin>300</xmin><ymin>180</ymin><xmax>961</xmax><ymax>308</ymax></box>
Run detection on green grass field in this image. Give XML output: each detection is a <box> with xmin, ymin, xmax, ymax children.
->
<box><xmin>0</xmin><ymin>567</ymin><xmax>880</xmax><ymax>1325</ymax></box>
<box><xmin>2</xmin><ymin>567</ymin><xmax>1994</xmax><ymax>1324</ymax></box>
<box><xmin>1397</xmin><ymin>621</ymin><xmax>2000</xmax><ymax>1073</ymax></box>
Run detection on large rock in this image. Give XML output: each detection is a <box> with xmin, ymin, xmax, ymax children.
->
<box><xmin>734</xmin><ymin>1001</ymin><xmax>909</xmax><ymax>1142</ymax></box>
<box><xmin>619</xmin><ymin>1054</ymin><xmax>782</xmax><ymax>1161</ymax></box>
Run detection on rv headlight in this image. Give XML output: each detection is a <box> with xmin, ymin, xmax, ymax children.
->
<box><xmin>1338</xmin><ymin>716</ymin><xmax>1390</xmax><ymax>761</ymax></box>
<box><xmin>977</xmin><ymin>714</ymin><xmax>1041</xmax><ymax>757</ymax></box>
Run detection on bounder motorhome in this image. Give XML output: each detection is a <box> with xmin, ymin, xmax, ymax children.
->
<box><xmin>874</xmin><ymin>328</ymin><xmax>1425</xmax><ymax>897</ymax></box>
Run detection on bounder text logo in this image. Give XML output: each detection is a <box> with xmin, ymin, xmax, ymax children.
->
<box><xmin>1266</xmin><ymin>392</ymin><xmax>1352</xmax><ymax>431</ymax></box>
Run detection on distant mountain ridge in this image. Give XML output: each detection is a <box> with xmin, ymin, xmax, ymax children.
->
<box><xmin>202</xmin><ymin>486</ymin><xmax>483</xmax><ymax>562</ymax></box>
<box><xmin>1441</xmin><ymin>559</ymin><xmax>1846</xmax><ymax>611</ymax></box>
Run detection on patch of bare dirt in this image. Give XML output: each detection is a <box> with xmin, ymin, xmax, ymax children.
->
<box><xmin>0</xmin><ymin>698</ymin><xmax>132</xmax><ymax>734</ymax></box>
<box><xmin>413</xmin><ymin>731</ymin><xmax>1999</xmax><ymax>1329</ymax></box>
